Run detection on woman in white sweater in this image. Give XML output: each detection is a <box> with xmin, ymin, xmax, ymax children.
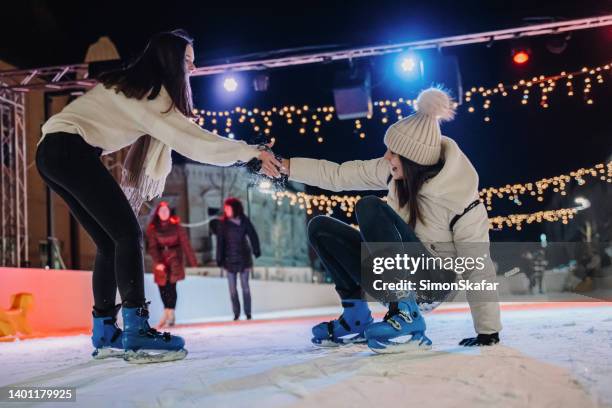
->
<box><xmin>36</xmin><ymin>30</ymin><xmax>280</xmax><ymax>363</ymax></box>
<box><xmin>281</xmin><ymin>88</ymin><xmax>501</xmax><ymax>353</ymax></box>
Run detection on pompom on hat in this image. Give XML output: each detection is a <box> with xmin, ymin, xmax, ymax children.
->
<box><xmin>383</xmin><ymin>87</ymin><xmax>455</xmax><ymax>165</ymax></box>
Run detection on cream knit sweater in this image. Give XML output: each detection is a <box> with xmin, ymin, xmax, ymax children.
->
<box><xmin>41</xmin><ymin>84</ymin><xmax>260</xmax><ymax>166</ymax></box>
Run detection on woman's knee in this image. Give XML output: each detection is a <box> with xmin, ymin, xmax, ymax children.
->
<box><xmin>95</xmin><ymin>239</ymin><xmax>115</xmax><ymax>258</ymax></box>
<box><xmin>355</xmin><ymin>195</ymin><xmax>383</xmax><ymax>216</ymax></box>
<box><xmin>114</xmin><ymin>225</ymin><xmax>144</xmax><ymax>248</ymax></box>
<box><xmin>307</xmin><ymin>215</ymin><xmax>332</xmax><ymax>243</ymax></box>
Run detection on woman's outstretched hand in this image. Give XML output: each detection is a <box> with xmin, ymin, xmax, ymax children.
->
<box><xmin>258</xmin><ymin>141</ymin><xmax>282</xmax><ymax>178</ymax></box>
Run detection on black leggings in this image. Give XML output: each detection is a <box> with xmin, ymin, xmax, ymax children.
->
<box><xmin>308</xmin><ymin>196</ymin><xmax>419</xmax><ymax>300</ymax></box>
<box><xmin>158</xmin><ymin>282</ymin><xmax>177</xmax><ymax>309</ymax></box>
<box><xmin>308</xmin><ymin>195</ymin><xmax>455</xmax><ymax>303</ymax></box>
<box><xmin>36</xmin><ymin>132</ymin><xmax>145</xmax><ymax>313</ymax></box>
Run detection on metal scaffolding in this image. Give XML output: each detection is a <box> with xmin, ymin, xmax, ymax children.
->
<box><xmin>1</xmin><ymin>14</ymin><xmax>612</xmax><ymax>92</ymax></box>
<box><xmin>0</xmin><ymin>86</ymin><xmax>28</xmax><ymax>266</ymax></box>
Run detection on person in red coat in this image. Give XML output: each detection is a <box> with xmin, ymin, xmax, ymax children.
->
<box><xmin>146</xmin><ymin>201</ymin><xmax>197</xmax><ymax>328</ymax></box>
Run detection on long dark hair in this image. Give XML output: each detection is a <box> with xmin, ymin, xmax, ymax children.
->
<box><xmin>222</xmin><ymin>197</ymin><xmax>245</xmax><ymax>221</ymax></box>
<box><xmin>99</xmin><ymin>29</ymin><xmax>194</xmax><ymax>116</ymax></box>
<box><xmin>395</xmin><ymin>155</ymin><xmax>444</xmax><ymax>229</ymax></box>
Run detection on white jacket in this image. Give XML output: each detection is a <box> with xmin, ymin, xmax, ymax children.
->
<box><xmin>289</xmin><ymin>136</ymin><xmax>502</xmax><ymax>334</ymax></box>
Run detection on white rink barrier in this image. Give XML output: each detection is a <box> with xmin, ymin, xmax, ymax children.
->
<box><xmin>143</xmin><ymin>273</ymin><xmax>339</xmax><ymax>324</ymax></box>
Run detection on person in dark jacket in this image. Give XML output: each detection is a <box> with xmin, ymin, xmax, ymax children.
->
<box><xmin>216</xmin><ymin>197</ymin><xmax>261</xmax><ymax>320</ymax></box>
<box><xmin>147</xmin><ymin>201</ymin><xmax>197</xmax><ymax>328</ymax></box>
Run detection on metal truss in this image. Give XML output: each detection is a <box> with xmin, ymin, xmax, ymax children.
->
<box><xmin>0</xmin><ymin>86</ymin><xmax>28</xmax><ymax>266</ymax></box>
<box><xmin>1</xmin><ymin>14</ymin><xmax>611</xmax><ymax>92</ymax></box>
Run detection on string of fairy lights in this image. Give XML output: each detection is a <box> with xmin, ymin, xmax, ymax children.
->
<box><xmin>488</xmin><ymin>208</ymin><xmax>578</xmax><ymax>231</ymax></box>
<box><xmin>192</xmin><ymin>60</ymin><xmax>612</xmax><ymax>142</ymax></box>
<box><xmin>266</xmin><ymin>190</ymin><xmax>584</xmax><ymax>231</ymax></box>
<box><xmin>255</xmin><ymin>161</ymin><xmax>610</xmax><ymax>230</ymax></box>
<box><xmin>465</xmin><ymin>62</ymin><xmax>611</xmax><ymax>122</ymax></box>
<box><xmin>480</xmin><ymin>162</ymin><xmax>612</xmax><ymax>210</ymax></box>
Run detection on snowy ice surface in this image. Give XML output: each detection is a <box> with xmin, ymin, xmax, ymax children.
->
<box><xmin>1</xmin><ymin>304</ymin><xmax>611</xmax><ymax>408</ymax></box>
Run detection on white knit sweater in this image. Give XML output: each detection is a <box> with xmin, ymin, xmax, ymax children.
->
<box><xmin>41</xmin><ymin>84</ymin><xmax>259</xmax><ymax>166</ymax></box>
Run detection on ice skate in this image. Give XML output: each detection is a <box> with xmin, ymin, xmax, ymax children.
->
<box><xmin>366</xmin><ymin>297</ymin><xmax>432</xmax><ymax>354</ymax></box>
<box><xmin>122</xmin><ymin>304</ymin><xmax>187</xmax><ymax>364</ymax></box>
<box><xmin>311</xmin><ymin>300</ymin><xmax>373</xmax><ymax>347</ymax></box>
<box><xmin>91</xmin><ymin>305</ymin><xmax>124</xmax><ymax>359</ymax></box>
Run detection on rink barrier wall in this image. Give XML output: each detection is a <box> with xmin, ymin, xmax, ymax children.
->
<box><xmin>0</xmin><ymin>267</ymin><xmax>339</xmax><ymax>337</ymax></box>
<box><xmin>2</xmin><ymin>267</ymin><xmax>611</xmax><ymax>340</ymax></box>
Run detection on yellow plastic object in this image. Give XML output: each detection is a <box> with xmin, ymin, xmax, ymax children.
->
<box><xmin>0</xmin><ymin>293</ymin><xmax>34</xmax><ymax>340</ymax></box>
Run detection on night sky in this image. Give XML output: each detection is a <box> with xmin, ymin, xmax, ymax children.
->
<box><xmin>3</xmin><ymin>0</ymin><xmax>612</xmax><ymax>240</ymax></box>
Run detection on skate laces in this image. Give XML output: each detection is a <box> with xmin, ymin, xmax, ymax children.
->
<box><xmin>137</xmin><ymin>303</ymin><xmax>172</xmax><ymax>342</ymax></box>
<box><xmin>383</xmin><ymin>310</ymin><xmax>413</xmax><ymax>331</ymax></box>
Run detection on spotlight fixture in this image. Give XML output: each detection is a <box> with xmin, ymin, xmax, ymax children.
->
<box><xmin>546</xmin><ymin>33</ymin><xmax>571</xmax><ymax>54</ymax></box>
<box><xmin>253</xmin><ymin>73</ymin><xmax>269</xmax><ymax>92</ymax></box>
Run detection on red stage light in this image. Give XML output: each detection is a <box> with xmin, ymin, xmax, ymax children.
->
<box><xmin>513</xmin><ymin>50</ymin><xmax>530</xmax><ymax>64</ymax></box>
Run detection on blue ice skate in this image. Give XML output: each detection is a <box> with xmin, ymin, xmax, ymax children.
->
<box><xmin>91</xmin><ymin>305</ymin><xmax>124</xmax><ymax>359</ymax></box>
<box><xmin>312</xmin><ymin>300</ymin><xmax>373</xmax><ymax>347</ymax></box>
<box><xmin>122</xmin><ymin>304</ymin><xmax>187</xmax><ymax>364</ymax></box>
<box><xmin>366</xmin><ymin>297</ymin><xmax>432</xmax><ymax>354</ymax></box>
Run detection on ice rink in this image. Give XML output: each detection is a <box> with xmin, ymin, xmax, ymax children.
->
<box><xmin>1</xmin><ymin>303</ymin><xmax>611</xmax><ymax>408</ymax></box>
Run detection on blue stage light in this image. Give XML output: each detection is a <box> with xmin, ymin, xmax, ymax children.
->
<box><xmin>395</xmin><ymin>52</ymin><xmax>423</xmax><ymax>80</ymax></box>
<box><xmin>401</xmin><ymin>57</ymin><xmax>417</xmax><ymax>72</ymax></box>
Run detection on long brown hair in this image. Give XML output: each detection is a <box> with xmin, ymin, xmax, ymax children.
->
<box><xmin>99</xmin><ymin>29</ymin><xmax>194</xmax><ymax>116</ymax></box>
<box><xmin>395</xmin><ymin>155</ymin><xmax>444</xmax><ymax>229</ymax></box>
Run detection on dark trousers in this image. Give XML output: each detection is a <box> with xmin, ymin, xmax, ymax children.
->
<box><xmin>307</xmin><ymin>195</ymin><xmax>420</xmax><ymax>300</ymax></box>
<box><xmin>227</xmin><ymin>270</ymin><xmax>251</xmax><ymax>317</ymax></box>
<box><xmin>36</xmin><ymin>132</ymin><xmax>145</xmax><ymax>313</ymax></box>
<box><xmin>158</xmin><ymin>282</ymin><xmax>178</xmax><ymax>309</ymax></box>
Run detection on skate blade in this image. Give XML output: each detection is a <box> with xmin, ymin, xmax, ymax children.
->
<box><xmin>312</xmin><ymin>336</ymin><xmax>367</xmax><ymax>348</ymax></box>
<box><xmin>368</xmin><ymin>338</ymin><xmax>433</xmax><ymax>355</ymax></box>
<box><xmin>92</xmin><ymin>348</ymin><xmax>125</xmax><ymax>360</ymax></box>
<box><xmin>124</xmin><ymin>349</ymin><xmax>188</xmax><ymax>364</ymax></box>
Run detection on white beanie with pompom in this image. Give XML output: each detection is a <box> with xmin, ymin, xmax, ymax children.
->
<box><xmin>383</xmin><ymin>87</ymin><xmax>455</xmax><ymax>165</ymax></box>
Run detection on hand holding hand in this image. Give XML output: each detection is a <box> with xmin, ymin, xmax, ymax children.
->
<box><xmin>257</xmin><ymin>140</ymin><xmax>282</xmax><ymax>178</ymax></box>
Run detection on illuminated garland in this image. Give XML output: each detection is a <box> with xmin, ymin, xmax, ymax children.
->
<box><xmin>481</xmin><ymin>162</ymin><xmax>612</xmax><ymax>210</ymax></box>
<box><xmin>271</xmin><ymin>190</ymin><xmax>363</xmax><ymax>216</ymax></box>
<box><xmin>346</xmin><ymin>207</ymin><xmax>577</xmax><ymax>231</ymax></box>
<box><xmin>269</xmin><ymin>190</ymin><xmax>582</xmax><ymax>230</ymax></box>
<box><xmin>192</xmin><ymin>60</ymin><xmax>611</xmax><ymax>140</ymax></box>
<box><xmin>466</xmin><ymin>62</ymin><xmax>611</xmax><ymax>122</ymax></box>
<box><xmin>488</xmin><ymin>208</ymin><xmax>578</xmax><ymax>231</ymax></box>
<box><xmin>261</xmin><ymin>161</ymin><xmax>610</xmax><ymax>217</ymax></box>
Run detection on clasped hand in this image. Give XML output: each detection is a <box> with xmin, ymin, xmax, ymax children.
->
<box><xmin>257</xmin><ymin>140</ymin><xmax>288</xmax><ymax>178</ymax></box>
